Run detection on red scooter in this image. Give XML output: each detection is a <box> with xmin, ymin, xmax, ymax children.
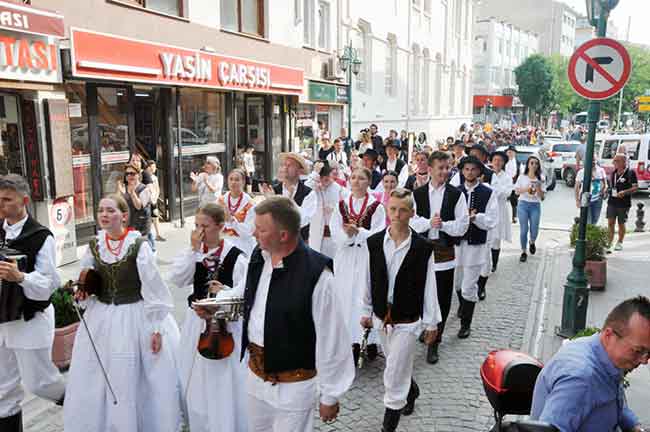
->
<box><xmin>480</xmin><ymin>350</ymin><xmax>558</xmax><ymax>432</ymax></box>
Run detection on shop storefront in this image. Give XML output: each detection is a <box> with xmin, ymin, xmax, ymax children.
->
<box><xmin>65</xmin><ymin>28</ymin><xmax>303</xmax><ymax>241</ymax></box>
<box><xmin>293</xmin><ymin>80</ymin><xmax>347</xmax><ymax>158</ymax></box>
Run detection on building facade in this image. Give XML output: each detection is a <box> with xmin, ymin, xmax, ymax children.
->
<box><xmin>342</xmin><ymin>0</ymin><xmax>475</xmax><ymax>145</ymax></box>
<box><xmin>471</xmin><ymin>17</ymin><xmax>538</xmax><ymax>124</ymax></box>
<box><xmin>575</xmin><ymin>16</ymin><xmax>620</xmax><ymax>48</ymax></box>
<box><xmin>477</xmin><ymin>0</ymin><xmax>577</xmax><ymax>57</ymax></box>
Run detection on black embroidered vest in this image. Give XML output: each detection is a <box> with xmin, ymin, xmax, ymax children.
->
<box><xmin>459</xmin><ymin>183</ymin><xmax>492</xmax><ymax>245</ymax></box>
<box><xmin>412</xmin><ymin>183</ymin><xmax>462</xmax><ymax>246</ymax></box>
<box><xmin>189</xmin><ymin>246</ymin><xmax>243</xmax><ymax>307</ymax></box>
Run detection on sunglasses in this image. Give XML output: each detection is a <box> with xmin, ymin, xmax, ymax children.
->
<box><xmin>125</xmin><ymin>172</ymin><xmax>138</xmax><ymax>176</ymax></box>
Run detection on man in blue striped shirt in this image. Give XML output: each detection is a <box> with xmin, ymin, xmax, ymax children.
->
<box><xmin>531</xmin><ymin>296</ymin><xmax>650</xmax><ymax>432</ymax></box>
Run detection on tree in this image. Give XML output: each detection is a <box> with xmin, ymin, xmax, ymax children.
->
<box><xmin>548</xmin><ymin>54</ymin><xmax>585</xmax><ymax>117</ymax></box>
<box><xmin>515</xmin><ymin>55</ymin><xmax>556</xmax><ymax>124</ymax></box>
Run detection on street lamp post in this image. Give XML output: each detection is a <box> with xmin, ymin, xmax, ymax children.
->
<box><xmin>558</xmin><ymin>0</ymin><xmax>616</xmax><ymax>338</ymax></box>
<box><xmin>338</xmin><ymin>42</ymin><xmax>362</xmax><ymax>147</ymax></box>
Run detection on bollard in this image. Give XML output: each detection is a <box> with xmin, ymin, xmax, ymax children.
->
<box><xmin>634</xmin><ymin>203</ymin><xmax>645</xmax><ymax>232</ymax></box>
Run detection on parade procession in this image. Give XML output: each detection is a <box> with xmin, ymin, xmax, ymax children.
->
<box><xmin>2</xmin><ymin>0</ymin><xmax>650</xmax><ymax>431</ymax></box>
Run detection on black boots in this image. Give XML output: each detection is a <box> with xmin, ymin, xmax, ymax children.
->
<box><xmin>456</xmin><ymin>290</ymin><xmax>463</xmax><ymax>318</ymax></box>
<box><xmin>352</xmin><ymin>343</ymin><xmax>360</xmax><ymax>367</ymax></box>
<box><xmin>382</xmin><ymin>407</ymin><xmax>402</xmax><ymax>432</ymax></box>
<box><xmin>0</xmin><ymin>411</ymin><xmax>23</xmax><ymax>432</ymax></box>
<box><xmin>426</xmin><ymin>342</ymin><xmax>439</xmax><ymax>364</ymax></box>
<box><xmin>401</xmin><ymin>380</ymin><xmax>420</xmax><ymax>416</ymax></box>
<box><xmin>458</xmin><ymin>298</ymin><xmax>476</xmax><ymax>339</ymax></box>
<box><xmin>477</xmin><ymin>276</ymin><xmax>488</xmax><ymax>301</ymax></box>
<box><xmin>491</xmin><ymin>248</ymin><xmax>500</xmax><ymax>272</ymax></box>
<box><xmin>367</xmin><ymin>343</ymin><xmax>378</xmax><ymax>361</ymax></box>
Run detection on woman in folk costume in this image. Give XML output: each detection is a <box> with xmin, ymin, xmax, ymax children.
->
<box><xmin>64</xmin><ymin>194</ymin><xmax>181</xmax><ymax>432</ymax></box>
<box><xmin>169</xmin><ymin>203</ymin><xmax>249</xmax><ymax>432</ymax></box>
<box><xmin>217</xmin><ymin>168</ymin><xmax>256</xmax><ymax>256</ymax></box>
<box><xmin>306</xmin><ymin>160</ymin><xmax>344</xmax><ymax>259</ymax></box>
<box><xmin>373</xmin><ymin>171</ymin><xmax>399</xmax><ymax>227</ymax></box>
<box><xmin>330</xmin><ymin>167</ymin><xmax>386</xmax><ymax>365</ymax></box>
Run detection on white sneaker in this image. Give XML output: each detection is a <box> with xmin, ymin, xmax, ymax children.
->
<box><xmin>614</xmin><ymin>242</ymin><xmax>623</xmax><ymax>251</ymax></box>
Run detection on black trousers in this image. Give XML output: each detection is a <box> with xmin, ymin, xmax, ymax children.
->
<box><xmin>434</xmin><ymin>268</ymin><xmax>455</xmax><ymax>343</ymax></box>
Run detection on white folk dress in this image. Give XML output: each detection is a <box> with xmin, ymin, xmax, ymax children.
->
<box><xmin>330</xmin><ymin>192</ymin><xmax>386</xmax><ymax>344</ymax></box>
<box><xmin>218</xmin><ymin>192</ymin><xmax>257</xmax><ymax>256</ymax></box>
<box><xmin>63</xmin><ymin>230</ymin><xmax>182</xmax><ymax>432</ymax></box>
<box><xmin>490</xmin><ymin>170</ymin><xmax>514</xmax><ymax>245</ymax></box>
<box><xmin>307</xmin><ymin>179</ymin><xmax>344</xmax><ymax>259</ymax></box>
<box><xmin>169</xmin><ymin>240</ymin><xmax>249</xmax><ymax>432</ymax></box>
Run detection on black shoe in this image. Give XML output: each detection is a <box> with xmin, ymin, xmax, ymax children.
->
<box><xmin>426</xmin><ymin>342</ymin><xmax>439</xmax><ymax>364</ymax></box>
<box><xmin>55</xmin><ymin>393</ymin><xmax>65</xmax><ymax>406</ymax></box>
<box><xmin>491</xmin><ymin>249</ymin><xmax>500</xmax><ymax>272</ymax></box>
<box><xmin>0</xmin><ymin>411</ymin><xmax>23</xmax><ymax>432</ymax></box>
<box><xmin>529</xmin><ymin>242</ymin><xmax>537</xmax><ymax>255</ymax></box>
<box><xmin>458</xmin><ymin>300</ymin><xmax>475</xmax><ymax>339</ymax></box>
<box><xmin>477</xmin><ymin>276</ymin><xmax>488</xmax><ymax>301</ymax></box>
<box><xmin>401</xmin><ymin>380</ymin><xmax>420</xmax><ymax>416</ymax></box>
<box><xmin>456</xmin><ymin>291</ymin><xmax>463</xmax><ymax>318</ymax></box>
<box><xmin>382</xmin><ymin>407</ymin><xmax>402</xmax><ymax>432</ymax></box>
<box><xmin>418</xmin><ymin>330</ymin><xmax>426</xmax><ymax>344</ymax></box>
<box><xmin>458</xmin><ymin>325</ymin><xmax>472</xmax><ymax>339</ymax></box>
<box><xmin>520</xmin><ymin>252</ymin><xmax>528</xmax><ymax>263</ymax></box>
<box><xmin>352</xmin><ymin>344</ymin><xmax>360</xmax><ymax>367</ymax></box>
<box><xmin>366</xmin><ymin>343</ymin><xmax>378</xmax><ymax>361</ymax></box>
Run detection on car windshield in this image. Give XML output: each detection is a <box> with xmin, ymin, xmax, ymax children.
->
<box><xmin>553</xmin><ymin>144</ymin><xmax>579</xmax><ymax>153</ymax></box>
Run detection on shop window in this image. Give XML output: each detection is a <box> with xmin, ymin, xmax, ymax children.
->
<box><xmin>0</xmin><ymin>94</ymin><xmax>25</xmax><ymax>178</ymax></box>
<box><xmin>97</xmin><ymin>88</ymin><xmax>130</xmax><ymax>198</ymax></box>
<box><xmin>221</xmin><ymin>0</ymin><xmax>265</xmax><ymax>37</ymax></box>
<box><xmin>126</xmin><ymin>0</ymin><xmax>183</xmax><ymax>16</ymax></box>
<box><xmin>172</xmin><ymin>89</ymin><xmax>226</xmax><ymax>201</ymax></box>
<box><xmin>318</xmin><ymin>1</ymin><xmax>330</xmax><ymax>51</ymax></box>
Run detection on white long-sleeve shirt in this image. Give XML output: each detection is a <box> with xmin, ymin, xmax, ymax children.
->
<box><xmin>330</xmin><ymin>193</ymin><xmax>386</xmax><ymax>249</ymax></box>
<box><xmin>282</xmin><ymin>183</ymin><xmax>316</xmax><ymax>229</ymax></box>
<box><xmin>410</xmin><ymin>182</ymin><xmax>470</xmax><ymax>271</ymax></box>
<box><xmin>456</xmin><ymin>182</ymin><xmax>499</xmax><ymax>267</ymax></box>
<box><xmin>360</xmin><ymin>229</ymin><xmax>442</xmax><ymax>331</ymax></box>
<box><xmin>246</xmin><ymin>249</ymin><xmax>354</xmax><ymax>409</ymax></box>
<box><xmin>0</xmin><ymin>215</ymin><xmax>60</xmax><ymax>349</ymax></box>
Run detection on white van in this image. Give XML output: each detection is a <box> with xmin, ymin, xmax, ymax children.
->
<box><xmin>596</xmin><ymin>133</ymin><xmax>650</xmax><ymax>191</ymax></box>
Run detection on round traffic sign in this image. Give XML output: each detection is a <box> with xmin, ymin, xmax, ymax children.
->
<box><xmin>50</xmin><ymin>197</ymin><xmax>72</xmax><ymax>228</ymax></box>
<box><xmin>568</xmin><ymin>38</ymin><xmax>631</xmax><ymax>100</ymax></box>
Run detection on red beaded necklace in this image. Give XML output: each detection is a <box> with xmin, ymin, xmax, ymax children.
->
<box><xmin>348</xmin><ymin>193</ymin><xmax>369</xmax><ymax>221</ymax></box>
<box><xmin>105</xmin><ymin>228</ymin><xmax>131</xmax><ymax>257</ymax></box>
<box><xmin>203</xmin><ymin>239</ymin><xmax>224</xmax><ymax>256</ymax></box>
<box><xmin>227</xmin><ymin>192</ymin><xmax>243</xmax><ymax>214</ymax></box>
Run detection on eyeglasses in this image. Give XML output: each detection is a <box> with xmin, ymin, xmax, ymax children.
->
<box><xmin>612</xmin><ymin>329</ymin><xmax>650</xmax><ymax>360</ymax></box>
<box><xmin>125</xmin><ymin>172</ymin><xmax>138</xmax><ymax>176</ymax></box>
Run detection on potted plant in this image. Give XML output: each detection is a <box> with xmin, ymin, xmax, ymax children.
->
<box><xmin>570</xmin><ymin>223</ymin><xmax>610</xmax><ymax>290</ymax></box>
<box><xmin>51</xmin><ymin>288</ymin><xmax>80</xmax><ymax>370</ymax></box>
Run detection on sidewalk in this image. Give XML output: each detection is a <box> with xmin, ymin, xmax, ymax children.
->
<box><xmin>534</xmin><ymin>231</ymin><xmax>650</xmax><ymax>427</ymax></box>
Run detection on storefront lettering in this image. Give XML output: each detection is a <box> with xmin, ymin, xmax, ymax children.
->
<box><xmin>0</xmin><ymin>12</ymin><xmax>29</xmax><ymax>30</ymax></box>
<box><xmin>0</xmin><ymin>36</ymin><xmax>57</xmax><ymax>71</ymax></box>
<box><xmin>159</xmin><ymin>52</ymin><xmax>212</xmax><ymax>81</ymax></box>
<box><xmin>218</xmin><ymin>61</ymin><xmax>271</xmax><ymax>89</ymax></box>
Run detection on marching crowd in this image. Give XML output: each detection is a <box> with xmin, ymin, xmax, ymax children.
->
<box><xmin>1</xmin><ymin>121</ymin><xmax>642</xmax><ymax>432</ymax></box>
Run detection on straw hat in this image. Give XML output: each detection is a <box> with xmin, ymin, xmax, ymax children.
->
<box><xmin>280</xmin><ymin>152</ymin><xmax>309</xmax><ymax>172</ymax></box>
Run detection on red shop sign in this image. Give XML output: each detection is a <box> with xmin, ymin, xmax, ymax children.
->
<box><xmin>70</xmin><ymin>28</ymin><xmax>304</xmax><ymax>96</ymax></box>
<box><xmin>0</xmin><ymin>1</ymin><xmax>64</xmax><ymax>38</ymax></box>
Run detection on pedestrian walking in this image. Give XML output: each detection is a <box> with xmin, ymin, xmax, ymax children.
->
<box><xmin>411</xmin><ymin>151</ymin><xmax>469</xmax><ymax>364</ymax></box>
<box><xmin>242</xmin><ymin>196</ymin><xmax>354</xmax><ymax>431</ymax></box>
<box><xmin>606</xmin><ymin>153</ymin><xmax>638</xmax><ymax>252</ymax></box>
<box><xmin>243</xmin><ymin>146</ymin><xmax>255</xmax><ymax>194</ymax></box>
<box><xmin>191</xmin><ymin>156</ymin><xmax>224</xmax><ymax>206</ymax></box>
<box><xmin>515</xmin><ymin>156</ymin><xmax>546</xmax><ymax>263</ymax></box>
<box><xmin>360</xmin><ymin>188</ymin><xmax>441</xmax><ymax>432</ymax></box>
<box><xmin>0</xmin><ymin>175</ymin><xmax>65</xmax><ymax>432</ymax></box>
<box><xmin>454</xmin><ymin>156</ymin><xmax>498</xmax><ymax>339</ymax></box>
<box><xmin>169</xmin><ymin>203</ymin><xmax>249</xmax><ymax>432</ymax></box>
<box><xmin>370</xmin><ymin>124</ymin><xmax>384</xmax><ymax>157</ymax></box>
<box><xmin>330</xmin><ymin>167</ymin><xmax>386</xmax><ymax>366</ymax></box>
<box><xmin>327</xmin><ymin>138</ymin><xmax>348</xmax><ymax>168</ymax></box>
<box><xmin>218</xmin><ymin>168</ymin><xmax>257</xmax><ymax>256</ymax></box>
<box><xmin>145</xmin><ymin>160</ymin><xmax>166</xmax><ymax>242</ymax></box>
<box><xmin>575</xmin><ymin>158</ymin><xmax>607</xmax><ymax>225</ymax></box>
<box><xmin>119</xmin><ymin>162</ymin><xmax>155</xmax><ymax>251</ymax></box>
<box><xmin>318</xmin><ymin>137</ymin><xmax>335</xmax><ymax>161</ymax></box>
<box><xmin>64</xmin><ymin>193</ymin><xmax>181</xmax><ymax>432</ymax></box>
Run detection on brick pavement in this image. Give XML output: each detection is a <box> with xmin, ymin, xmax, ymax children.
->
<box><xmin>25</xmin><ymin>229</ymin><xmax>545</xmax><ymax>432</ymax></box>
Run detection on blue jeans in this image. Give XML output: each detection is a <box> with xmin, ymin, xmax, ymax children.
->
<box><xmin>518</xmin><ymin>201</ymin><xmax>541</xmax><ymax>251</ymax></box>
<box><xmin>588</xmin><ymin>199</ymin><xmax>603</xmax><ymax>225</ymax></box>
<box><xmin>146</xmin><ymin>231</ymin><xmax>156</xmax><ymax>252</ymax></box>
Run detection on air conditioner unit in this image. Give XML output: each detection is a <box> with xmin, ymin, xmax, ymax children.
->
<box><xmin>325</xmin><ymin>57</ymin><xmax>344</xmax><ymax>80</ymax></box>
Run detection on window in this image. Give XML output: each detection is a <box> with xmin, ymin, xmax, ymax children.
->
<box><xmin>498</xmin><ymin>38</ymin><xmax>503</xmax><ymax>54</ymax></box>
<box><xmin>295</xmin><ymin>0</ymin><xmax>302</xmax><ymax>24</ymax></box>
<box><xmin>423</xmin><ymin>0</ymin><xmax>431</xmax><ymax>13</ymax></box>
<box><xmin>385</xmin><ymin>35</ymin><xmax>397</xmax><ymax>96</ymax></box>
<box><xmin>483</xmin><ymin>41</ymin><xmax>487</xmax><ymax>52</ymax></box>
<box><xmin>303</xmin><ymin>0</ymin><xmax>313</xmax><ymax>45</ymax></box>
<box><xmin>423</xmin><ymin>49</ymin><xmax>430</xmax><ymax>113</ymax></box>
<box><xmin>506</xmin><ymin>40</ymin><xmax>511</xmax><ymax>56</ymax></box>
<box><xmin>434</xmin><ymin>54</ymin><xmax>442</xmax><ymax>116</ymax></box>
<box><xmin>411</xmin><ymin>44</ymin><xmax>420</xmax><ymax>114</ymax></box>
<box><xmin>317</xmin><ymin>1</ymin><xmax>330</xmax><ymax>50</ymax></box>
<box><xmin>455</xmin><ymin>0</ymin><xmax>462</xmax><ymax>36</ymax></box>
<box><xmin>128</xmin><ymin>0</ymin><xmax>183</xmax><ymax>16</ymax></box>
<box><xmin>356</xmin><ymin>22</ymin><xmax>372</xmax><ymax>93</ymax></box>
<box><xmin>602</xmin><ymin>140</ymin><xmax>620</xmax><ymax>160</ymax></box>
<box><xmin>450</xmin><ymin>63</ymin><xmax>456</xmax><ymax>114</ymax></box>
<box><xmin>619</xmin><ymin>140</ymin><xmax>640</xmax><ymax>160</ymax></box>
<box><xmin>221</xmin><ymin>0</ymin><xmax>264</xmax><ymax>37</ymax></box>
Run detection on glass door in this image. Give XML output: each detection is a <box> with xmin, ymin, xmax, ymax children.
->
<box><xmin>0</xmin><ymin>94</ymin><xmax>26</xmax><ymax>177</ymax></box>
<box><xmin>247</xmin><ymin>96</ymin><xmax>266</xmax><ymax>180</ymax></box>
<box><xmin>97</xmin><ymin>87</ymin><xmax>130</xmax><ymax>195</ymax></box>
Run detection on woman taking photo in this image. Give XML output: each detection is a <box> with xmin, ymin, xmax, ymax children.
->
<box><xmin>191</xmin><ymin>156</ymin><xmax>223</xmax><ymax>205</ymax></box>
<box><xmin>217</xmin><ymin>168</ymin><xmax>256</xmax><ymax>256</ymax></box>
<box><xmin>64</xmin><ymin>194</ymin><xmax>181</xmax><ymax>432</ymax></box>
<box><xmin>330</xmin><ymin>167</ymin><xmax>386</xmax><ymax>365</ymax></box>
<box><xmin>169</xmin><ymin>203</ymin><xmax>249</xmax><ymax>432</ymax></box>
<box><xmin>515</xmin><ymin>156</ymin><xmax>545</xmax><ymax>263</ymax></box>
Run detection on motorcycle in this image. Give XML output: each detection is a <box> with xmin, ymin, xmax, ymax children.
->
<box><xmin>480</xmin><ymin>350</ymin><xmax>558</xmax><ymax>432</ymax></box>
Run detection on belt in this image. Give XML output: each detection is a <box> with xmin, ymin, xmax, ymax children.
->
<box><xmin>248</xmin><ymin>343</ymin><xmax>317</xmax><ymax>385</ymax></box>
<box><xmin>382</xmin><ymin>304</ymin><xmax>419</xmax><ymax>329</ymax></box>
<box><xmin>431</xmin><ymin>240</ymin><xmax>455</xmax><ymax>263</ymax></box>
<box><xmin>323</xmin><ymin>225</ymin><xmax>331</xmax><ymax>238</ymax></box>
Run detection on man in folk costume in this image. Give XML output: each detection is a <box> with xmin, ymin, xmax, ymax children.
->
<box><xmin>242</xmin><ymin>197</ymin><xmax>354</xmax><ymax>431</ymax></box>
<box><xmin>306</xmin><ymin>160</ymin><xmax>343</xmax><ymax>259</ymax></box>
<box><xmin>360</xmin><ymin>188</ymin><xmax>442</xmax><ymax>432</ymax></box>
<box><xmin>361</xmin><ymin>148</ymin><xmax>383</xmax><ymax>190</ymax></box>
<box><xmin>411</xmin><ymin>151</ymin><xmax>469</xmax><ymax>364</ymax></box>
<box><xmin>262</xmin><ymin>152</ymin><xmax>316</xmax><ymax>240</ymax></box>
<box><xmin>0</xmin><ymin>175</ymin><xmax>65</xmax><ymax>432</ymax></box>
<box><xmin>379</xmin><ymin>139</ymin><xmax>408</xmax><ymax>188</ymax></box>
<box><xmin>450</xmin><ymin>144</ymin><xmax>494</xmax><ymax>187</ymax></box>
<box><xmin>454</xmin><ymin>156</ymin><xmax>498</xmax><ymax>339</ymax></box>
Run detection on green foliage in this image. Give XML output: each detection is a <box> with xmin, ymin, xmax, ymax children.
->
<box><xmin>570</xmin><ymin>223</ymin><xmax>611</xmax><ymax>261</ymax></box>
<box><xmin>51</xmin><ymin>288</ymin><xmax>80</xmax><ymax>328</ymax></box>
<box><xmin>548</xmin><ymin>54</ymin><xmax>586</xmax><ymax>116</ymax></box>
<box><xmin>570</xmin><ymin>326</ymin><xmax>601</xmax><ymax>339</ymax></box>
<box><xmin>515</xmin><ymin>55</ymin><xmax>556</xmax><ymax>118</ymax></box>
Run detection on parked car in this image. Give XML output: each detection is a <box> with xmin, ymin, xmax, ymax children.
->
<box><xmin>497</xmin><ymin>145</ymin><xmax>556</xmax><ymax>191</ymax></box>
<box><xmin>596</xmin><ymin>133</ymin><xmax>650</xmax><ymax>191</ymax></box>
<box><xmin>544</xmin><ymin>141</ymin><xmax>581</xmax><ymax>179</ymax></box>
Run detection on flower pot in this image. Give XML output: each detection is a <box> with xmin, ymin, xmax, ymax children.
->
<box><xmin>585</xmin><ymin>259</ymin><xmax>607</xmax><ymax>291</ymax></box>
<box><xmin>52</xmin><ymin>322</ymin><xmax>79</xmax><ymax>371</ymax></box>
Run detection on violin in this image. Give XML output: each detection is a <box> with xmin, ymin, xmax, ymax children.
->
<box><xmin>63</xmin><ymin>268</ymin><xmax>103</xmax><ymax>297</ymax></box>
<box><xmin>197</xmin><ymin>303</ymin><xmax>235</xmax><ymax>360</ymax></box>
